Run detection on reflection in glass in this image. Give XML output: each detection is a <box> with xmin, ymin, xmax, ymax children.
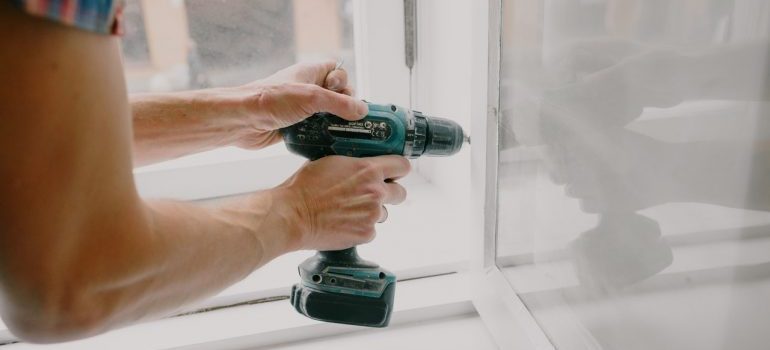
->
<box><xmin>497</xmin><ymin>0</ymin><xmax>769</xmax><ymax>348</ymax></box>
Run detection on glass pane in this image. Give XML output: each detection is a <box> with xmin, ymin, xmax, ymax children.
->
<box><xmin>122</xmin><ymin>0</ymin><xmax>356</xmax><ymax>93</ymax></box>
<box><xmin>497</xmin><ymin>0</ymin><xmax>770</xmax><ymax>348</ymax></box>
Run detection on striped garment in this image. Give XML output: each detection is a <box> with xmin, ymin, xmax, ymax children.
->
<box><xmin>11</xmin><ymin>0</ymin><xmax>124</xmax><ymax>35</ymax></box>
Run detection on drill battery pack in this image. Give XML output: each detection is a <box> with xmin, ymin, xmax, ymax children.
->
<box><xmin>290</xmin><ymin>282</ymin><xmax>396</xmax><ymax>328</ymax></box>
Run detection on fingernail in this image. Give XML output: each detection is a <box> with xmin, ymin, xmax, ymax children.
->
<box><xmin>357</xmin><ymin>101</ymin><xmax>369</xmax><ymax>116</ymax></box>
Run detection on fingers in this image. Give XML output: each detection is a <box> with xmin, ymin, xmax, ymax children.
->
<box><xmin>295</xmin><ymin>61</ymin><xmax>339</xmax><ymax>86</ymax></box>
<box><xmin>368</xmin><ymin>155</ymin><xmax>411</xmax><ymax>180</ymax></box>
<box><xmin>324</xmin><ymin>68</ymin><xmax>349</xmax><ymax>93</ymax></box>
<box><xmin>317</xmin><ymin>60</ymin><xmax>340</xmax><ymax>79</ymax></box>
<box><xmin>306</xmin><ymin>84</ymin><xmax>368</xmax><ymax>120</ymax></box>
<box><xmin>310</xmin><ymin>60</ymin><xmax>352</xmax><ymax>95</ymax></box>
<box><xmin>382</xmin><ymin>182</ymin><xmax>407</xmax><ymax>204</ymax></box>
<box><xmin>339</xmin><ymin>86</ymin><xmax>355</xmax><ymax>96</ymax></box>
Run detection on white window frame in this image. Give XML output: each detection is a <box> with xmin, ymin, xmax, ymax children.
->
<box><xmin>469</xmin><ymin>1</ymin><xmax>555</xmax><ymax>349</ymax></box>
<box><xmin>467</xmin><ymin>2</ymin><xmax>632</xmax><ymax>348</ymax></box>
<box><xmin>0</xmin><ymin>1</ymin><xmax>477</xmax><ymax>348</ymax></box>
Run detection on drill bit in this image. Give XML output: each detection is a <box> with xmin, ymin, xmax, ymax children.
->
<box><xmin>334</xmin><ymin>57</ymin><xmax>345</xmax><ymax>71</ymax></box>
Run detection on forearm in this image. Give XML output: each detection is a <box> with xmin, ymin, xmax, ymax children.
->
<box><xmin>3</xmin><ymin>189</ymin><xmax>301</xmax><ymax>342</ymax></box>
<box><xmin>111</xmin><ymin>191</ymin><xmax>299</xmax><ymax>322</ymax></box>
<box><xmin>130</xmin><ymin>89</ymin><xmax>250</xmax><ymax>166</ymax></box>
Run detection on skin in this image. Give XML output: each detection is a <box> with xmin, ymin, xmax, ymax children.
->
<box><xmin>0</xmin><ymin>2</ymin><xmax>409</xmax><ymax>343</ymax></box>
<box><xmin>131</xmin><ymin>62</ymin><xmax>366</xmax><ymax>166</ymax></box>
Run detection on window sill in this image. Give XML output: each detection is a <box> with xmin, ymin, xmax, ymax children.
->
<box><xmin>134</xmin><ymin>144</ymin><xmax>302</xmax><ymax>201</ymax></box>
<box><xmin>2</xmin><ymin>273</ymin><xmax>472</xmax><ymax>349</ymax></box>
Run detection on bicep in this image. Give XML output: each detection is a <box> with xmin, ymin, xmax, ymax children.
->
<box><xmin>0</xmin><ymin>0</ymin><xmax>141</xmax><ymax>308</ymax></box>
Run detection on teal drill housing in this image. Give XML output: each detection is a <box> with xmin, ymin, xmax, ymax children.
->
<box><xmin>282</xmin><ymin>101</ymin><xmax>467</xmax><ymax>327</ymax></box>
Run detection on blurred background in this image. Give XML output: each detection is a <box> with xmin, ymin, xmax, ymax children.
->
<box><xmin>120</xmin><ymin>0</ymin><xmax>356</xmax><ymax>93</ymax></box>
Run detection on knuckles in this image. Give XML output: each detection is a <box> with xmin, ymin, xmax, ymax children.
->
<box><xmin>364</xmin><ymin>203</ymin><xmax>384</xmax><ymax>222</ymax></box>
<box><xmin>356</xmin><ymin>160</ymin><xmax>382</xmax><ymax>180</ymax></box>
<box><xmin>302</xmin><ymin>84</ymin><xmax>325</xmax><ymax>107</ymax></box>
<box><xmin>361</xmin><ymin>184</ymin><xmax>387</xmax><ymax>202</ymax></box>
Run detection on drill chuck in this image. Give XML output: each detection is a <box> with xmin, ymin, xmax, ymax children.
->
<box><xmin>404</xmin><ymin>111</ymin><xmax>465</xmax><ymax>157</ymax></box>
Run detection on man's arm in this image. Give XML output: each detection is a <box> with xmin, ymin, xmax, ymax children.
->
<box><xmin>0</xmin><ymin>2</ymin><xmax>407</xmax><ymax>343</ymax></box>
<box><xmin>0</xmin><ymin>3</ymin><xmax>289</xmax><ymax>342</ymax></box>
<box><xmin>130</xmin><ymin>62</ymin><xmax>366</xmax><ymax>166</ymax></box>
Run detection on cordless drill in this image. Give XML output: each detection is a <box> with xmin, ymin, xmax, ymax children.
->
<box><xmin>281</xmin><ymin>101</ymin><xmax>468</xmax><ymax>327</ymax></box>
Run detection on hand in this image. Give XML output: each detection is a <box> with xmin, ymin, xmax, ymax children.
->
<box><xmin>230</xmin><ymin>61</ymin><xmax>369</xmax><ymax>149</ymax></box>
<box><xmin>277</xmin><ymin>155</ymin><xmax>411</xmax><ymax>251</ymax></box>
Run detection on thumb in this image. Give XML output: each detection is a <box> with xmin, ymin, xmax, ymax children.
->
<box><xmin>307</xmin><ymin>85</ymin><xmax>368</xmax><ymax>121</ymax></box>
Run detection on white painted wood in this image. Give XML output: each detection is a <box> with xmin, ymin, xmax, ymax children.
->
<box><xmin>410</xmin><ymin>0</ymin><xmax>473</xmax><ymax>214</ymax></box>
<box><xmin>469</xmin><ymin>0</ymin><xmax>555</xmax><ymax>348</ymax></box>
<box><xmin>3</xmin><ymin>274</ymin><xmax>474</xmax><ymax>350</ymax></box>
<box><xmin>352</xmin><ymin>0</ymin><xmax>410</xmax><ymax>107</ymax></box>
<box><xmin>265</xmin><ymin>313</ymin><xmax>496</xmax><ymax>350</ymax></box>
<box><xmin>135</xmin><ymin>152</ymin><xmax>301</xmax><ymax>201</ymax></box>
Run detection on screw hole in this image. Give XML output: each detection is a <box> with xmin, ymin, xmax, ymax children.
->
<box><xmin>312</xmin><ymin>274</ymin><xmax>322</xmax><ymax>283</ymax></box>
<box><xmin>330</xmin><ymin>278</ymin><xmax>337</xmax><ymax>284</ymax></box>
<box><xmin>379</xmin><ymin>272</ymin><xmax>386</xmax><ymax>279</ymax></box>
<box><xmin>390</xmin><ymin>105</ymin><xmax>397</xmax><ymax>112</ymax></box>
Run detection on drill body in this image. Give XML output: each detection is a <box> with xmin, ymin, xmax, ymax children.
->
<box><xmin>283</xmin><ymin>102</ymin><xmax>464</xmax><ymax>160</ymax></box>
<box><xmin>281</xmin><ymin>102</ymin><xmax>466</xmax><ymax>327</ymax></box>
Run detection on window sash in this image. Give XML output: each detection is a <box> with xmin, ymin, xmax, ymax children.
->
<box><xmin>469</xmin><ymin>0</ymin><xmax>556</xmax><ymax>349</ymax></box>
